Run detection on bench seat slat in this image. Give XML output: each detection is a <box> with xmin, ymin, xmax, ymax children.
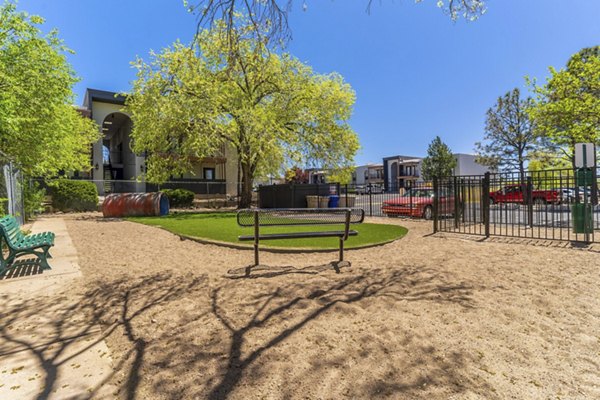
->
<box><xmin>11</xmin><ymin>232</ymin><xmax>55</xmax><ymax>249</ymax></box>
<box><xmin>8</xmin><ymin>228</ymin><xmax>22</xmax><ymax>241</ymax></box>
<box><xmin>239</xmin><ymin>230</ymin><xmax>358</xmax><ymax>241</ymax></box>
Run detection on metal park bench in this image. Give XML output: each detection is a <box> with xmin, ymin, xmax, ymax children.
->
<box><xmin>0</xmin><ymin>215</ymin><xmax>55</xmax><ymax>276</ymax></box>
<box><xmin>237</xmin><ymin>208</ymin><xmax>365</xmax><ymax>267</ymax></box>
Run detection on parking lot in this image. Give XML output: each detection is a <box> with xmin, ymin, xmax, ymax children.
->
<box><xmin>350</xmin><ymin>191</ymin><xmax>600</xmax><ymax>242</ymax></box>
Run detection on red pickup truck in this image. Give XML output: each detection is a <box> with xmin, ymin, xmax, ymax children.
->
<box><xmin>489</xmin><ymin>185</ymin><xmax>560</xmax><ymax>205</ymax></box>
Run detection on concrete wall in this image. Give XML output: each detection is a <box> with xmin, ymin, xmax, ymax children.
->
<box><xmin>224</xmin><ymin>144</ymin><xmax>238</xmax><ymax>196</ymax></box>
<box><xmin>454</xmin><ymin>154</ymin><xmax>490</xmax><ymax>176</ymax></box>
<box><xmin>353</xmin><ymin>165</ymin><xmax>368</xmax><ymax>186</ymax></box>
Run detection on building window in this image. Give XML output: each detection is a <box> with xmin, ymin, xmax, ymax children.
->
<box><xmin>204</xmin><ymin>167</ymin><xmax>216</xmax><ymax>180</ymax></box>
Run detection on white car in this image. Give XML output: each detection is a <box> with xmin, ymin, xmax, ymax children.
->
<box><xmin>355</xmin><ymin>184</ymin><xmax>384</xmax><ymax>195</ymax></box>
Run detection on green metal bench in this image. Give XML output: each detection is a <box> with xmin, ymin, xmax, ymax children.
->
<box><xmin>237</xmin><ymin>208</ymin><xmax>365</xmax><ymax>267</ymax></box>
<box><xmin>0</xmin><ymin>215</ymin><xmax>54</xmax><ymax>276</ymax></box>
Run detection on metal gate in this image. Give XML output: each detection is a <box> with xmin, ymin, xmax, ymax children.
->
<box><xmin>434</xmin><ymin>168</ymin><xmax>600</xmax><ymax>244</ymax></box>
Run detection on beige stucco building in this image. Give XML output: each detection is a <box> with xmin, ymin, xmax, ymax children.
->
<box><xmin>81</xmin><ymin>88</ymin><xmax>238</xmax><ymax>196</ymax></box>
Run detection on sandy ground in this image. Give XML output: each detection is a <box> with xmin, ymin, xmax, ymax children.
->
<box><xmin>50</xmin><ymin>212</ymin><xmax>600</xmax><ymax>399</ymax></box>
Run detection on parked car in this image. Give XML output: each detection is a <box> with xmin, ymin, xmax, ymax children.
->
<box><xmin>382</xmin><ymin>188</ymin><xmax>457</xmax><ymax>220</ymax></box>
<box><xmin>556</xmin><ymin>188</ymin><xmax>577</xmax><ymax>203</ymax></box>
<box><xmin>577</xmin><ymin>187</ymin><xmax>600</xmax><ymax>203</ymax></box>
<box><xmin>355</xmin><ymin>184</ymin><xmax>384</xmax><ymax>195</ymax></box>
<box><xmin>489</xmin><ymin>185</ymin><xmax>560</xmax><ymax>205</ymax></box>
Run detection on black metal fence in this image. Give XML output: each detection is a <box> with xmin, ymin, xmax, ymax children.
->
<box><xmin>434</xmin><ymin>168</ymin><xmax>600</xmax><ymax>243</ymax></box>
<box><xmin>70</xmin><ymin>179</ymin><xmax>229</xmax><ymax>197</ymax></box>
<box><xmin>33</xmin><ymin>178</ymin><xmax>237</xmax><ymax>208</ymax></box>
<box><xmin>28</xmin><ymin>168</ymin><xmax>600</xmax><ymax>244</ymax></box>
<box><xmin>256</xmin><ymin>182</ymin><xmax>437</xmax><ymax>216</ymax></box>
<box><xmin>258</xmin><ymin>183</ymin><xmax>339</xmax><ymax>208</ymax></box>
<box><xmin>341</xmin><ymin>182</ymin><xmax>437</xmax><ymax>218</ymax></box>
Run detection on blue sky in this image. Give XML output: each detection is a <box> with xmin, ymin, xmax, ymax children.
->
<box><xmin>17</xmin><ymin>0</ymin><xmax>600</xmax><ymax>165</ymax></box>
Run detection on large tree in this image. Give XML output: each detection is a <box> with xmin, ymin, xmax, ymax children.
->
<box><xmin>0</xmin><ymin>2</ymin><xmax>98</xmax><ymax>175</ymax></box>
<box><xmin>187</xmin><ymin>0</ymin><xmax>486</xmax><ymax>46</ymax></box>
<box><xmin>475</xmin><ymin>88</ymin><xmax>541</xmax><ymax>180</ymax></box>
<box><xmin>421</xmin><ymin>136</ymin><xmax>457</xmax><ymax>180</ymax></box>
<box><xmin>528</xmin><ymin>46</ymin><xmax>600</xmax><ymax>167</ymax></box>
<box><xmin>126</xmin><ymin>19</ymin><xmax>359</xmax><ymax>207</ymax></box>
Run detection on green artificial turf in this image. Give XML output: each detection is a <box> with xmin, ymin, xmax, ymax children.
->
<box><xmin>128</xmin><ymin>212</ymin><xmax>407</xmax><ymax>250</ymax></box>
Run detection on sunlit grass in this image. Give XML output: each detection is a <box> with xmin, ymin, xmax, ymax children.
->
<box><xmin>129</xmin><ymin>212</ymin><xmax>407</xmax><ymax>249</ymax></box>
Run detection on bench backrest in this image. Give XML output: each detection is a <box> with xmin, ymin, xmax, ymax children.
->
<box><xmin>237</xmin><ymin>208</ymin><xmax>365</xmax><ymax>227</ymax></box>
<box><xmin>0</xmin><ymin>215</ymin><xmax>24</xmax><ymax>246</ymax></box>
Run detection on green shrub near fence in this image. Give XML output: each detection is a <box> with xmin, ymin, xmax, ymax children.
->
<box><xmin>161</xmin><ymin>188</ymin><xmax>195</xmax><ymax>208</ymax></box>
<box><xmin>24</xmin><ymin>181</ymin><xmax>46</xmax><ymax>219</ymax></box>
<box><xmin>0</xmin><ymin>197</ymin><xmax>7</xmax><ymax>215</ymax></box>
<box><xmin>49</xmin><ymin>180</ymin><xmax>98</xmax><ymax>211</ymax></box>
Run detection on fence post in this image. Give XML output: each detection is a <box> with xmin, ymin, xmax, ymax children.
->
<box><xmin>433</xmin><ymin>176</ymin><xmax>439</xmax><ymax>233</ymax></box>
<box><xmin>316</xmin><ymin>183</ymin><xmax>320</xmax><ymax>208</ymax></box>
<box><xmin>526</xmin><ymin>176</ymin><xmax>534</xmax><ymax>228</ymax></box>
<box><xmin>368</xmin><ymin>183</ymin><xmax>373</xmax><ymax>216</ymax></box>
<box><xmin>344</xmin><ymin>184</ymin><xmax>348</xmax><ymax>209</ymax></box>
<box><xmin>483</xmin><ymin>172</ymin><xmax>490</xmax><ymax>238</ymax></box>
<box><xmin>453</xmin><ymin>176</ymin><xmax>459</xmax><ymax>229</ymax></box>
<box><xmin>291</xmin><ymin>183</ymin><xmax>296</xmax><ymax>208</ymax></box>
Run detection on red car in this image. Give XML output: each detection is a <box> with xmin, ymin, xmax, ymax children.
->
<box><xmin>489</xmin><ymin>185</ymin><xmax>560</xmax><ymax>205</ymax></box>
<box><xmin>382</xmin><ymin>188</ymin><xmax>457</xmax><ymax>220</ymax></box>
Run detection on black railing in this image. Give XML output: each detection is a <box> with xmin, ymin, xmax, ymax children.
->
<box><xmin>257</xmin><ymin>182</ymin><xmax>437</xmax><ymax>218</ymax></box>
<box><xmin>146</xmin><ymin>179</ymin><xmax>226</xmax><ymax>195</ymax></box>
<box><xmin>31</xmin><ymin>169</ymin><xmax>600</xmax><ymax>244</ymax></box>
<box><xmin>434</xmin><ymin>168</ymin><xmax>600</xmax><ymax>244</ymax></box>
<box><xmin>34</xmin><ymin>178</ymin><xmax>229</xmax><ymax>197</ymax></box>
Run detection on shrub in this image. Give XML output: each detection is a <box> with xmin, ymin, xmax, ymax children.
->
<box><xmin>161</xmin><ymin>188</ymin><xmax>195</xmax><ymax>208</ymax></box>
<box><xmin>0</xmin><ymin>197</ymin><xmax>7</xmax><ymax>215</ymax></box>
<box><xmin>23</xmin><ymin>181</ymin><xmax>46</xmax><ymax>220</ymax></box>
<box><xmin>49</xmin><ymin>180</ymin><xmax>98</xmax><ymax>212</ymax></box>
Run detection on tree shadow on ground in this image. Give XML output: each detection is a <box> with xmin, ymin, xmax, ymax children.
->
<box><xmin>201</xmin><ymin>265</ymin><xmax>489</xmax><ymax>399</ymax></box>
<box><xmin>0</xmin><ymin>271</ymin><xmax>208</xmax><ymax>400</ymax></box>
<box><xmin>0</xmin><ymin>263</ymin><xmax>491</xmax><ymax>400</ymax></box>
<box><xmin>225</xmin><ymin>261</ymin><xmax>350</xmax><ymax>279</ymax></box>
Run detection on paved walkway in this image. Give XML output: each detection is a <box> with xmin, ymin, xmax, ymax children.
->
<box><xmin>0</xmin><ymin>217</ymin><xmax>115</xmax><ymax>399</ymax></box>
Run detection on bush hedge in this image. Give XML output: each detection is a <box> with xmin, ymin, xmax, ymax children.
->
<box><xmin>161</xmin><ymin>188</ymin><xmax>195</xmax><ymax>208</ymax></box>
<box><xmin>49</xmin><ymin>180</ymin><xmax>98</xmax><ymax>212</ymax></box>
<box><xmin>24</xmin><ymin>181</ymin><xmax>46</xmax><ymax>220</ymax></box>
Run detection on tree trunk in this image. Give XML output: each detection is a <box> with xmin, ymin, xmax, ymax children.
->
<box><xmin>239</xmin><ymin>162</ymin><xmax>253</xmax><ymax>209</ymax></box>
<box><xmin>237</xmin><ymin>158</ymin><xmax>241</xmax><ymax>200</ymax></box>
<box><xmin>519</xmin><ymin>160</ymin><xmax>528</xmax><ymax>205</ymax></box>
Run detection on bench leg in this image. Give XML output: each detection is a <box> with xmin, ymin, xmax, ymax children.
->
<box><xmin>254</xmin><ymin>243</ymin><xmax>259</xmax><ymax>266</ymax></box>
<box><xmin>0</xmin><ymin>251</ymin><xmax>16</xmax><ymax>277</ymax></box>
<box><xmin>339</xmin><ymin>237</ymin><xmax>344</xmax><ymax>262</ymax></box>
<box><xmin>30</xmin><ymin>246</ymin><xmax>52</xmax><ymax>270</ymax></box>
<box><xmin>39</xmin><ymin>246</ymin><xmax>52</xmax><ymax>270</ymax></box>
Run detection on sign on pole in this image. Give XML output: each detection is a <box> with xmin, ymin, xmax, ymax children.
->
<box><xmin>574</xmin><ymin>143</ymin><xmax>596</xmax><ymax>168</ymax></box>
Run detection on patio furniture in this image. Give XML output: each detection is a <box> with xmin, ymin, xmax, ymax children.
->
<box><xmin>0</xmin><ymin>215</ymin><xmax>54</xmax><ymax>276</ymax></box>
<box><xmin>236</xmin><ymin>208</ymin><xmax>364</xmax><ymax>266</ymax></box>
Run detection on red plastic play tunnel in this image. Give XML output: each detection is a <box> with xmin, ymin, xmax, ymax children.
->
<box><xmin>102</xmin><ymin>192</ymin><xmax>169</xmax><ymax>218</ymax></box>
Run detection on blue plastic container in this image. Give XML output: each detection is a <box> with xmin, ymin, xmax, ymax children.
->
<box><xmin>328</xmin><ymin>195</ymin><xmax>340</xmax><ymax>208</ymax></box>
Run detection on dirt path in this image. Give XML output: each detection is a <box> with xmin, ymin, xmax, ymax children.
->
<box><xmin>0</xmin><ymin>217</ymin><xmax>115</xmax><ymax>400</ymax></box>
<box><xmin>60</xmin><ymin>213</ymin><xmax>600</xmax><ymax>399</ymax></box>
